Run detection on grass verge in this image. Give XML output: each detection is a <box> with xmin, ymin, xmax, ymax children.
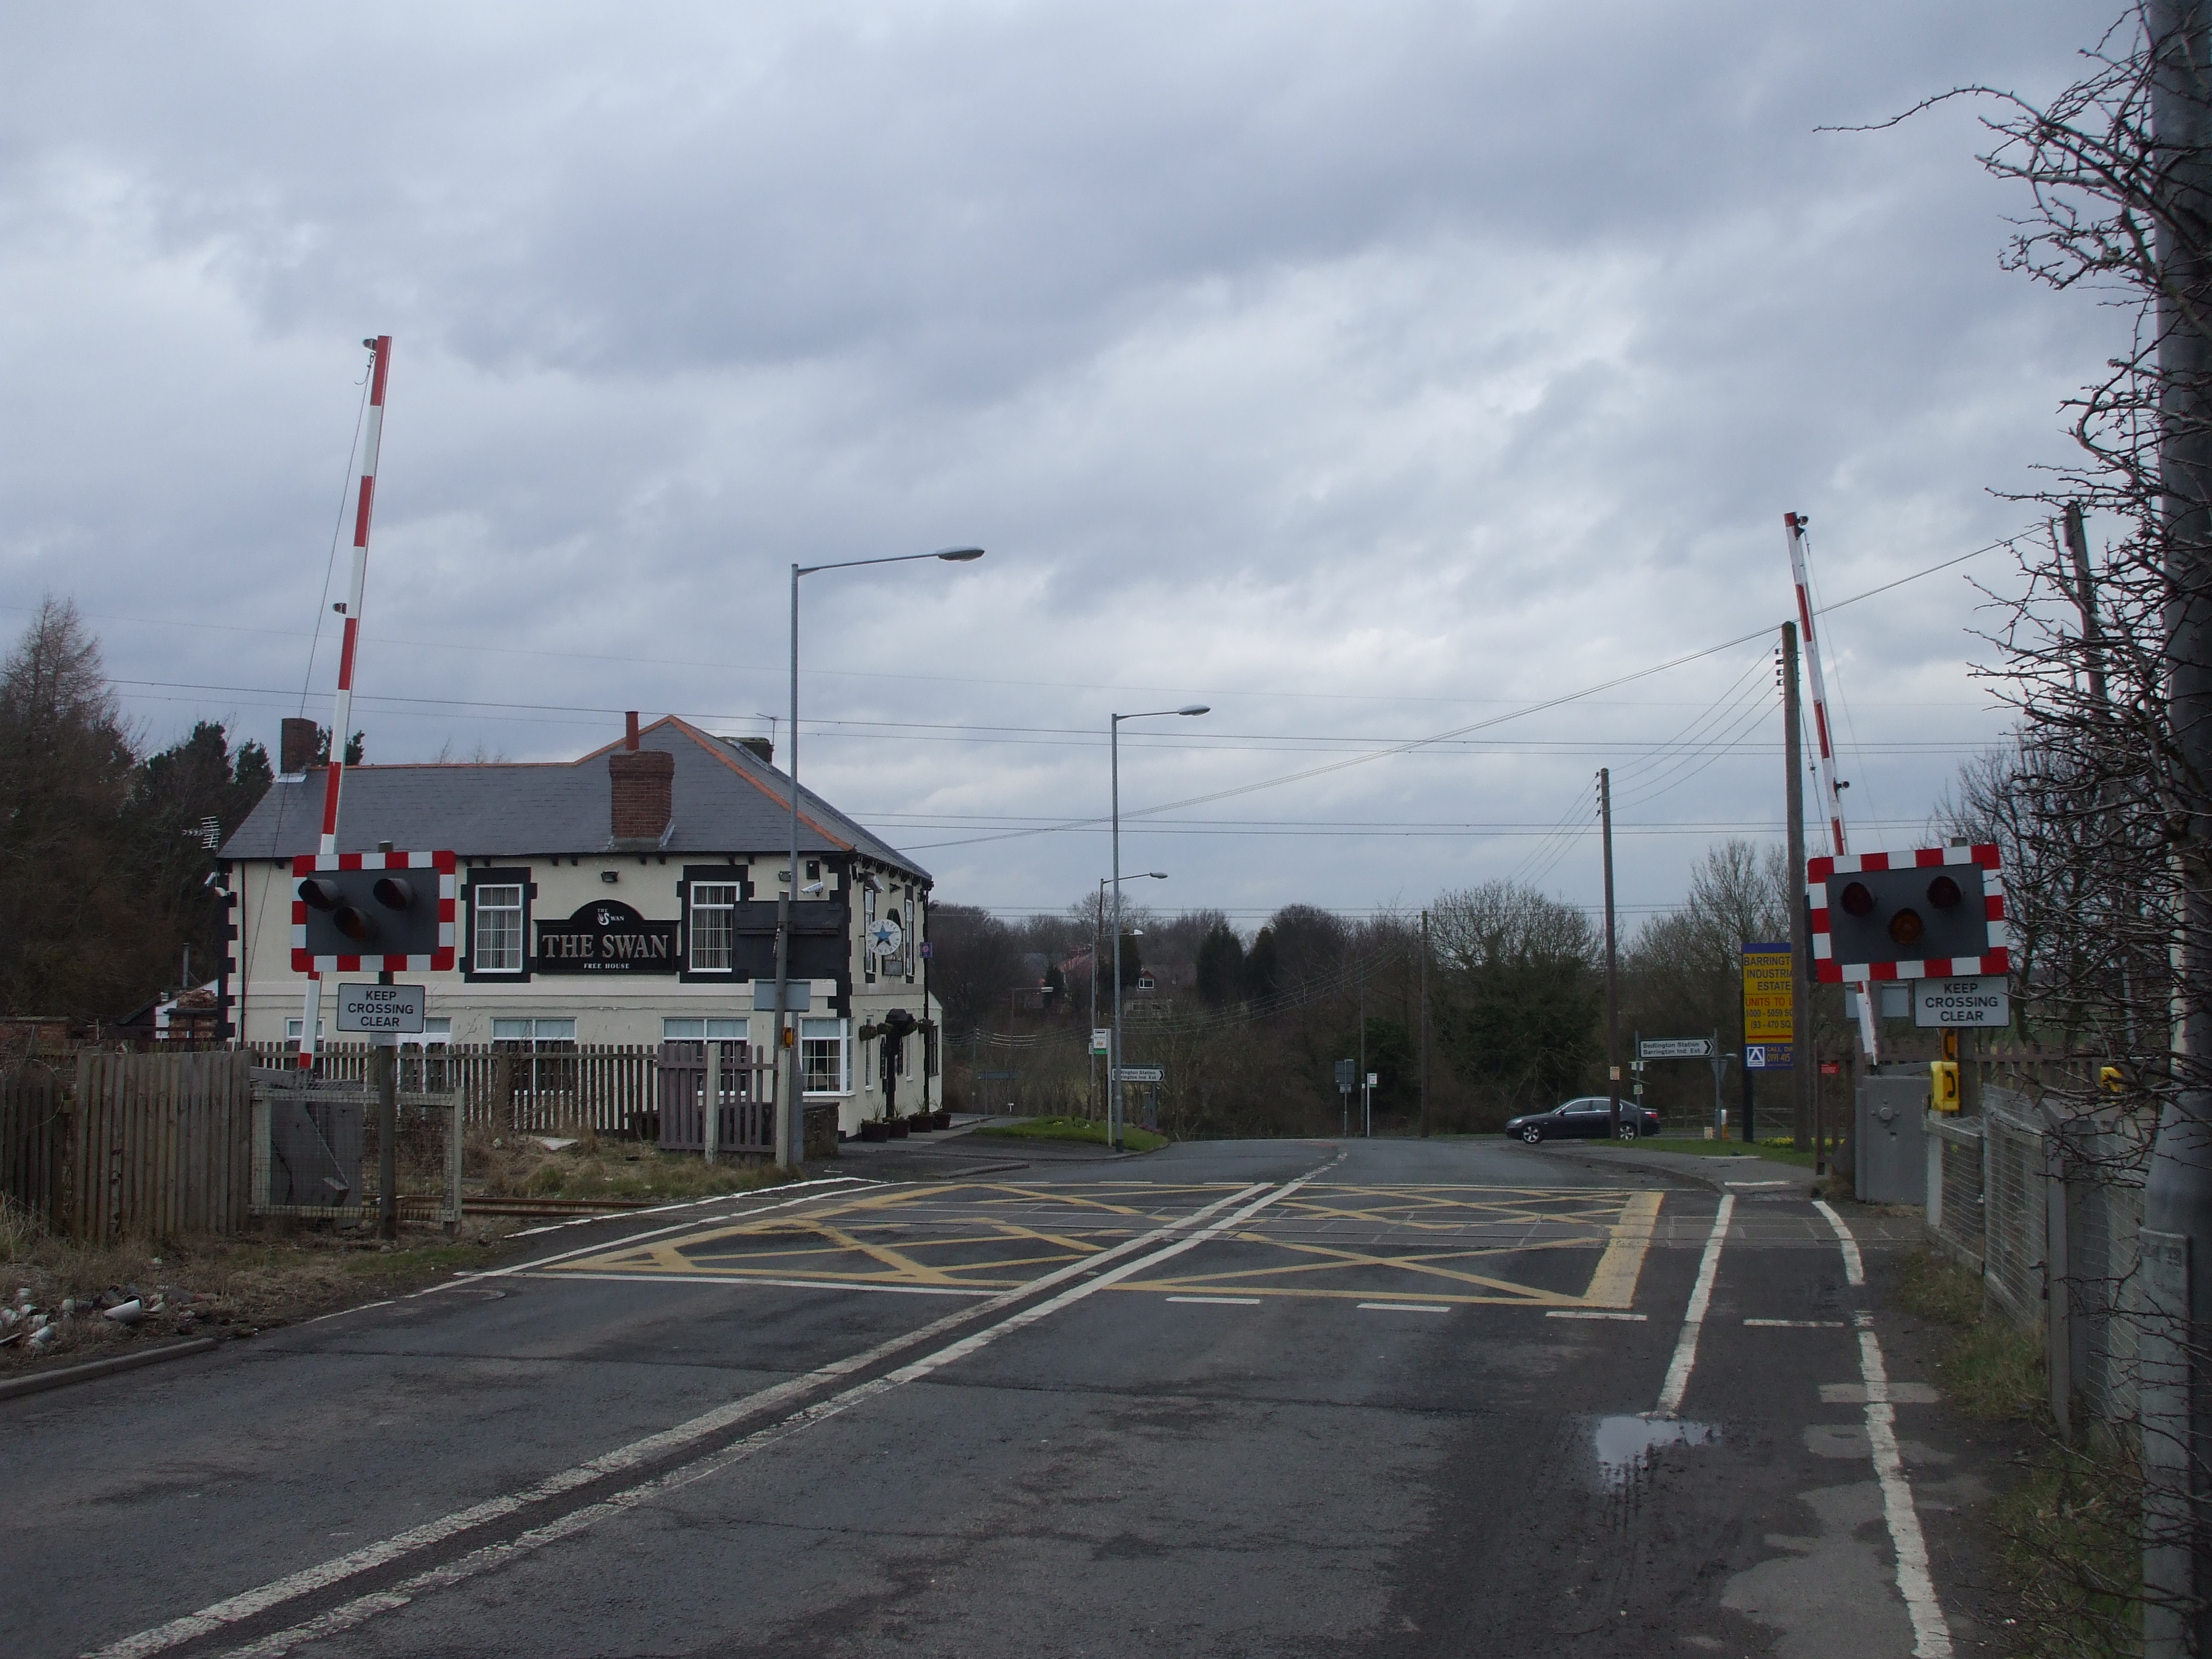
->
<box><xmin>974</xmin><ymin>1115</ymin><xmax>1168</xmax><ymax>1153</ymax></box>
<box><xmin>1895</xmin><ymin>1246</ymin><xmax>2139</xmax><ymax>1657</ymax></box>
<box><xmin>0</xmin><ymin>1207</ymin><xmax>519</xmax><ymax>1376</ymax></box>
<box><xmin>470</xmin><ymin>1125</ymin><xmax>797</xmax><ymax>1201</ymax></box>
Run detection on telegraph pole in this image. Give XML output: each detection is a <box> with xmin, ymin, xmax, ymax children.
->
<box><xmin>2146</xmin><ymin>5</ymin><xmax>2212</xmax><ymax>1650</ymax></box>
<box><xmin>1418</xmin><ymin>909</ymin><xmax>1431</xmax><ymax>1139</ymax></box>
<box><xmin>1601</xmin><ymin>768</ymin><xmax>1621</xmax><ymax>1138</ymax></box>
<box><xmin>1783</xmin><ymin>621</ymin><xmax>1811</xmax><ymax>1152</ymax></box>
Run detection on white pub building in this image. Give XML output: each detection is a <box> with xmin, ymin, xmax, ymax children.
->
<box><xmin>218</xmin><ymin>714</ymin><xmax>941</xmax><ymax>1138</ymax></box>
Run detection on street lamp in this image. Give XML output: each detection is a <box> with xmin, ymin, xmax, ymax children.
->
<box><xmin>1094</xmin><ymin>873</ymin><xmax>1165</xmax><ymax>1121</ymax></box>
<box><xmin>1110</xmin><ymin>705</ymin><xmax>1207</xmax><ymax>1148</ymax></box>
<box><xmin>771</xmin><ymin>546</ymin><xmax>985</xmax><ymax>1166</ymax></box>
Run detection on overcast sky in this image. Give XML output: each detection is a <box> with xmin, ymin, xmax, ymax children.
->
<box><xmin>0</xmin><ymin>2</ymin><xmax>2123</xmax><ymax>930</ymax></box>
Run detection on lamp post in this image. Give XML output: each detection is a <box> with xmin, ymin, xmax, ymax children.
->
<box><xmin>1110</xmin><ymin>706</ymin><xmax>1207</xmax><ymax>1148</ymax></box>
<box><xmin>772</xmin><ymin>545</ymin><xmax>983</xmax><ymax>1167</ymax></box>
<box><xmin>1094</xmin><ymin>873</ymin><xmax>1165</xmax><ymax>1121</ymax></box>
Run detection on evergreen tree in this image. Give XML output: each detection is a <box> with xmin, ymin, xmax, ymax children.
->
<box><xmin>1195</xmin><ymin>920</ymin><xmax>1245</xmax><ymax>1007</ymax></box>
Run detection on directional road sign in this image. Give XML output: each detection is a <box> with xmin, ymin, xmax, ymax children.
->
<box><xmin>1114</xmin><ymin>1066</ymin><xmax>1164</xmax><ymax>1085</ymax></box>
<box><xmin>1640</xmin><ymin>1038</ymin><xmax>1713</xmax><ymax>1060</ymax></box>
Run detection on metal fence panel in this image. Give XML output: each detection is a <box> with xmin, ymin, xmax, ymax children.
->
<box><xmin>1984</xmin><ymin>1101</ymin><xmax>2048</xmax><ymax>1327</ymax></box>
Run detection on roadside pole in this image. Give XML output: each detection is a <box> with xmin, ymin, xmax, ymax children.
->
<box><xmin>1784</xmin><ymin>621</ymin><xmax>1811</xmax><ymax>1150</ymax></box>
<box><xmin>375</xmin><ymin>968</ymin><xmax>397</xmax><ymax>1242</ymax></box>
<box><xmin>2146</xmin><ymin>11</ymin><xmax>2212</xmax><ymax>1646</ymax></box>
<box><xmin>1709</xmin><ymin>1030</ymin><xmax>1724</xmax><ymax>1139</ymax></box>
<box><xmin>1601</xmin><ymin>768</ymin><xmax>1621</xmax><ymax>1138</ymax></box>
<box><xmin>1418</xmin><ymin>909</ymin><xmax>1431</xmax><ymax>1139</ymax></box>
<box><xmin>1357</xmin><ymin>978</ymin><xmax>1367</xmax><ymax>1138</ymax></box>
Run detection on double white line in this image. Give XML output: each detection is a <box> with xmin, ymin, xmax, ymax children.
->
<box><xmin>87</xmin><ymin>1170</ymin><xmax>1324</xmax><ymax>1659</ymax></box>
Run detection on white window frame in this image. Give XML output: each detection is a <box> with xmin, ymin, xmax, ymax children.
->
<box><xmin>283</xmin><ymin>1018</ymin><xmax>328</xmax><ymax>1042</ymax></box>
<box><xmin>473</xmin><ymin>883</ymin><xmax>525</xmax><ymax>974</ymax></box>
<box><xmin>801</xmin><ymin>1017</ymin><xmax>850</xmax><ymax>1097</ymax></box>
<box><xmin>400</xmin><ymin>1018</ymin><xmax>452</xmax><ymax>1050</ymax></box>
<box><xmin>662</xmin><ymin>1017</ymin><xmax>750</xmax><ymax>1043</ymax></box>
<box><xmin>493</xmin><ymin>1017</ymin><xmax>576</xmax><ymax>1046</ymax></box>
<box><xmin>689</xmin><ymin>882</ymin><xmax>740</xmax><ymax>972</ymax></box>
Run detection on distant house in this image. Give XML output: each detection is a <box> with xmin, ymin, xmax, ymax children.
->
<box><xmin>218</xmin><ymin>715</ymin><xmax>942</xmax><ymax>1136</ymax></box>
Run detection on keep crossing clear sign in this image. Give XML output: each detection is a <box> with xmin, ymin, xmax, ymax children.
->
<box><xmin>336</xmin><ymin>982</ymin><xmax>425</xmax><ymax>1035</ymax></box>
<box><xmin>1741</xmin><ymin>942</ymin><xmax>1795</xmax><ymax>1070</ymax></box>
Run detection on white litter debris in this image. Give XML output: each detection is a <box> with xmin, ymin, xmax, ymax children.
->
<box><xmin>105</xmin><ymin>1299</ymin><xmax>145</xmax><ymax>1326</ymax></box>
<box><xmin>536</xmin><ymin>1137</ymin><xmax>580</xmax><ymax>1153</ymax></box>
<box><xmin>29</xmin><ymin>1325</ymin><xmax>56</xmax><ymax>1348</ymax></box>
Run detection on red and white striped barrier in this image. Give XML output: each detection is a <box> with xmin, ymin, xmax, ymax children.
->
<box><xmin>299</xmin><ymin>336</ymin><xmax>393</xmax><ymax>1068</ymax></box>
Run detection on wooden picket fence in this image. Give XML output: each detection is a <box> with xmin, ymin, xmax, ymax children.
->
<box><xmin>0</xmin><ymin>1052</ymin><xmax>256</xmax><ymax>1243</ymax></box>
<box><xmin>657</xmin><ymin>1042</ymin><xmax>776</xmax><ymax>1154</ymax></box>
<box><xmin>0</xmin><ymin>1060</ymin><xmax>68</xmax><ymax>1230</ymax></box>
<box><xmin>243</xmin><ymin>1043</ymin><xmax>662</xmax><ymax>1135</ymax></box>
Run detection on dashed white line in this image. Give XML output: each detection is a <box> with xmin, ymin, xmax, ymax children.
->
<box><xmin>1166</xmin><ymin>1295</ymin><xmax>1260</xmax><ymax>1306</ymax></box>
<box><xmin>1357</xmin><ymin>1302</ymin><xmax>1450</xmax><ymax>1314</ymax></box>
<box><xmin>1546</xmin><ymin>1309</ymin><xmax>1648</xmax><ymax>1321</ymax></box>
<box><xmin>1744</xmin><ymin>1318</ymin><xmax>1845</xmax><ymax>1328</ymax></box>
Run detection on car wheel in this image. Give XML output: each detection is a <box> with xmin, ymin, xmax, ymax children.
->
<box><xmin>1617</xmin><ymin>1122</ymin><xmax>1638</xmax><ymax>1140</ymax></box>
<box><xmin>1521</xmin><ymin>1125</ymin><xmax>1544</xmax><ymax>1144</ymax></box>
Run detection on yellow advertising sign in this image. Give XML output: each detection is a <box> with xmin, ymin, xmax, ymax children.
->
<box><xmin>1741</xmin><ymin>943</ymin><xmax>1795</xmax><ymax>1070</ymax></box>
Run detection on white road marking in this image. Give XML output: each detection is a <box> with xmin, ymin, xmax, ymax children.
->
<box><xmin>1811</xmin><ymin>1207</ymin><xmax>1952</xmax><ymax>1658</ymax></box>
<box><xmin>1357</xmin><ymin>1303</ymin><xmax>1450</xmax><ymax>1314</ymax></box>
<box><xmin>517</xmin><ymin>1271</ymin><xmax>996</xmax><ymax>1299</ymax></box>
<box><xmin>214</xmin><ymin>1171</ymin><xmax>1344</xmax><ymax>1659</ymax></box>
<box><xmin>1820</xmin><ymin>1380</ymin><xmax>1941</xmax><ymax>1406</ymax></box>
<box><xmin>1811</xmin><ymin>1198</ymin><xmax>1864</xmax><ymax>1286</ymax></box>
<box><xmin>1166</xmin><ymin>1295</ymin><xmax>1260</xmax><ymax>1306</ymax></box>
<box><xmin>1546</xmin><ymin>1309</ymin><xmax>1647</xmax><ymax>1321</ymax></box>
<box><xmin>1652</xmin><ymin>1194</ymin><xmax>1733</xmax><ymax>1418</ymax></box>
<box><xmin>1725</xmin><ymin>1180</ymin><xmax>1793</xmax><ymax>1189</ymax></box>
<box><xmin>1744</xmin><ymin>1318</ymin><xmax>1845</xmax><ymax>1329</ymax></box>
<box><xmin>83</xmin><ymin>1178</ymin><xmax>1282</xmax><ymax>1659</ymax></box>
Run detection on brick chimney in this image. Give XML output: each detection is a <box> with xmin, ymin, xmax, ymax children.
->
<box><xmin>609</xmin><ymin>714</ymin><xmax>672</xmax><ymax>843</ymax></box>
<box><xmin>280</xmin><ymin>717</ymin><xmax>320</xmax><ymax>776</ymax></box>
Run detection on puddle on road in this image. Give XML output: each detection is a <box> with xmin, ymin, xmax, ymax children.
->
<box><xmin>1593</xmin><ymin>1414</ymin><xmax>1717</xmax><ymax>1486</ymax></box>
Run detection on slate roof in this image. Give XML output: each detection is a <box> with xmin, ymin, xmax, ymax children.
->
<box><xmin>219</xmin><ymin>717</ymin><xmax>931</xmax><ymax>882</ymax></box>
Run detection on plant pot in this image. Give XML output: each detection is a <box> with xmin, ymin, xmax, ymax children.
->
<box><xmin>930</xmin><ymin>1111</ymin><xmax>952</xmax><ymax>1131</ymax></box>
<box><xmin>888</xmin><ymin>1119</ymin><xmax>909</xmax><ymax>1139</ymax></box>
<box><xmin>859</xmin><ymin>1121</ymin><xmax>891</xmax><ymax>1143</ymax></box>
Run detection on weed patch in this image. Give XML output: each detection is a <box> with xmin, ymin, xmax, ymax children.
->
<box><xmin>464</xmin><ymin>1125</ymin><xmax>793</xmax><ymax>1201</ymax></box>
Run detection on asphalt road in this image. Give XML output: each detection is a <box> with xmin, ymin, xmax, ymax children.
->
<box><xmin>3</xmin><ymin>1136</ymin><xmax>1973</xmax><ymax>1659</ymax></box>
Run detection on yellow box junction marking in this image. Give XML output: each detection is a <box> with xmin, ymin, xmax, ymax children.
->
<box><xmin>542</xmin><ymin>1182</ymin><xmax>1244</xmax><ymax>1293</ymax></box>
<box><xmin>1119</xmin><ymin>1184</ymin><xmax>1662</xmax><ymax>1308</ymax></box>
<box><xmin>540</xmin><ymin>1181</ymin><xmax>1666</xmax><ymax>1311</ymax></box>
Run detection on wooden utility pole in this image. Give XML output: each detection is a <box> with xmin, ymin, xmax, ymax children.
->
<box><xmin>1601</xmin><ymin>768</ymin><xmax>1621</xmax><ymax>1137</ymax></box>
<box><xmin>1783</xmin><ymin>620</ymin><xmax>1811</xmax><ymax>1151</ymax></box>
<box><xmin>1418</xmin><ymin>909</ymin><xmax>1431</xmax><ymax>1139</ymax></box>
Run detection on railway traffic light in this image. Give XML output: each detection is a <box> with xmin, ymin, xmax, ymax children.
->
<box><xmin>1809</xmin><ymin>846</ymin><xmax>2008</xmax><ymax>981</ymax></box>
<box><xmin>291</xmin><ymin>851</ymin><xmax>456</xmax><ymax>971</ymax></box>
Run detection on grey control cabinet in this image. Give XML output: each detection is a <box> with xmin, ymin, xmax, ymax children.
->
<box><xmin>1856</xmin><ymin>1074</ymin><xmax>1930</xmax><ymax>1203</ymax></box>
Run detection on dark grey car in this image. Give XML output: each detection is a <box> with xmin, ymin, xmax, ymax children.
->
<box><xmin>1504</xmin><ymin>1097</ymin><xmax>1661</xmax><ymax>1143</ymax></box>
